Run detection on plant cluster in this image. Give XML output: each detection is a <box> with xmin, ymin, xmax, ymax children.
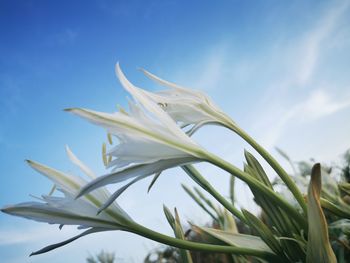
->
<box><xmin>145</xmin><ymin>150</ymin><xmax>350</xmax><ymax>262</ymax></box>
<box><xmin>2</xmin><ymin>64</ymin><xmax>349</xmax><ymax>263</ymax></box>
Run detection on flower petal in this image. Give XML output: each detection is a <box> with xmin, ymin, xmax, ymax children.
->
<box><xmin>26</xmin><ymin>160</ymin><xmax>84</xmax><ymax>194</ymax></box>
<box><xmin>97</xmin><ymin>175</ymin><xmax>148</xmax><ymax>214</ymax></box>
<box><xmin>1</xmin><ymin>202</ymin><xmax>122</xmax><ymax>229</ymax></box>
<box><xmin>116</xmin><ymin>63</ymin><xmax>187</xmax><ymax>139</ymax></box>
<box><xmin>76</xmin><ymin>157</ymin><xmax>197</xmax><ymax>199</ymax></box>
<box><xmin>65</xmin><ymin>107</ymin><xmax>201</xmax><ymax>158</ymax></box>
<box><xmin>30</xmin><ymin>227</ymin><xmax>107</xmax><ymax>256</ymax></box>
<box><xmin>140</xmin><ymin>67</ymin><xmax>236</xmax><ymax>130</ymax></box>
<box><xmin>140</xmin><ymin>68</ymin><xmax>193</xmax><ymax>93</ymax></box>
<box><xmin>65</xmin><ymin>145</ymin><xmax>96</xmax><ymax>180</ymax></box>
<box><xmin>26</xmin><ymin>160</ymin><xmax>132</xmax><ymax>223</ymax></box>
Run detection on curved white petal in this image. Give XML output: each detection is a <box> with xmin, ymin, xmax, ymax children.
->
<box><xmin>26</xmin><ymin>159</ymin><xmax>132</xmax><ymax>223</ymax></box>
<box><xmin>66</xmin><ymin>108</ymin><xmax>202</xmax><ymax>158</ymax></box>
<box><xmin>65</xmin><ymin>145</ymin><xmax>96</xmax><ymax>180</ymax></box>
<box><xmin>140</xmin><ymin>67</ymin><xmax>236</xmax><ymax>130</ymax></box>
<box><xmin>30</xmin><ymin>227</ymin><xmax>107</xmax><ymax>256</ymax></box>
<box><xmin>77</xmin><ymin>157</ymin><xmax>198</xmax><ymax>199</ymax></box>
<box><xmin>116</xmin><ymin>63</ymin><xmax>189</xmax><ymax>140</ymax></box>
<box><xmin>1</xmin><ymin>202</ymin><xmax>122</xmax><ymax>229</ymax></box>
<box><xmin>27</xmin><ymin>160</ymin><xmax>85</xmax><ymax>195</ymax></box>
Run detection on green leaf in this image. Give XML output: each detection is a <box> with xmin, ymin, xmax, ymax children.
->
<box><xmin>147</xmin><ymin>172</ymin><xmax>161</xmax><ymax>193</ymax></box>
<box><xmin>193</xmin><ymin>225</ymin><xmax>274</xmax><ymax>254</ymax></box>
<box><xmin>306</xmin><ymin>163</ymin><xmax>337</xmax><ymax>263</ymax></box>
<box><xmin>163</xmin><ymin>205</ymin><xmax>175</xmax><ymax>230</ymax></box>
<box><xmin>229</xmin><ymin>175</ymin><xmax>235</xmax><ymax>205</ymax></box>
<box><xmin>193</xmin><ymin>187</ymin><xmax>217</xmax><ymax>212</ymax></box>
<box><xmin>320</xmin><ymin>198</ymin><xmax>350</xmax><ymax>219</ymax></box>
<box><xmin>244</xmin><ymin>155</ymin><xmax>302</xmax><ymax>237</ymax></box>
<box><xmin>182</xmin><ymin>164</ymin><xmax>245</xmax><ymax>223</ymax></box>
<box><xmin>242</xmin><ymin>210</ymin><xmax>287</xmax><ymax>259</ymax></box>
<box><xmin>174</xmin><ymin>208</ymin><xmax>193</xmax><ymax>263</ymax></box>
<box><xmin>244</xmin><ymin>150</ymin><xmax>273</xmax><ymax>188</ymax></box>
<box><xmin>339</xmin><ymin>183</ymin><xmax>350</xmax><ymax>196</ymax></box>
<box><xmin>220</xmin><ymin>209</ymin><xmax>238</xmax><ymax>233</ymax></box>
<box><xmin>275</xmin><ymin>147</ymin><xmax>291</xmax><ymax>162</ymax></box>
<box><xmin>163</xmin><ymin>206</ymin><xmax>193</xmax><ymax>263</ymax></box>
<box><xmin>182</xmin><ymin>184</ymin><xmax>218</xmax><ymax>221</ymax></box>
<box><xmin>30</xmin><ymin>228</ymin><xmax>105</xmax><ymax>256</ymax></box>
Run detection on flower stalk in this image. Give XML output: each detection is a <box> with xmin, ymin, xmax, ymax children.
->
<box><xmin>182</xmin><ymin>164</ymin><xmax>246</xmax><ymax>224</ymax></box>
<box><xmin>140</xmin><ymin>67</ymin><xmax>307</xmax><ymax>215</ymax></box>
<box><xmin>226</xmin><ymin>124</ymin><xmax>308</xmax><ymax>215</ymax></box>
<box><xmin>126</xmin><ymin>221</ymin><xmax>281</xmax><ymax>262</ymax></box>
<box><xmin>203</xmin><ymin>151</ymin><xmax>308</xmax><ymax>229</ymax></box>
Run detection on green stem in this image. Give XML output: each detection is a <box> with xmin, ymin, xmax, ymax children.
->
<box><xmin>182</xmin><ymin>184</ymin><xmax>219</xmax><ymax>222</ymax></box>
<box><xmin>182</xmin><ymin>165</ymin><xmax>247</xmax><ymax>224</ymax></box>
<box><xmin>228</xmin><ymin>125</ymin><xmax>307</xmax><ymax>215</ymax></box>
<box><xmin>203</xmin><ymin>152</ymin><xmax>307</xmax><ymax>229</ymax></box>
<box><xmin>127</xmin><ymin>221</ymin><xmax>280</xmax><ymax>262</ymax></box>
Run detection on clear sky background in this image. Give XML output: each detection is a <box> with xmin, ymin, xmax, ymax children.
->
<box><xmin>1</xmin><ymin>0</ymin><xmax>350</xmax><ymax>262</ymax></box>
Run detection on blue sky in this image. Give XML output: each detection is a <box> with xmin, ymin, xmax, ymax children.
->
<box><xmin>1</xmin><ymin>0</ymin><xmax>350</xmax><ymax>262</ymax></box>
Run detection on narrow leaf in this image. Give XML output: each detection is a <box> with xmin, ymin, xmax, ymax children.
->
<box><xmin>193</xmin><ymin>225</ymin><xmax>274</xmax><ymax>254</ymax></box>
<box><xmin>182</xmin><ymin>184</ymin><xmax>217</xmax><ymax>221</ymax></box>
<box><xmin>163</xmin><ymin>205</ymin><xmax>175</xmax><ymax>230</ymax></box>
<box><xmin>97</xmin><ymin>175</ymin><xmax>148</xmax><ymax>214</ymax></box>
<box><xmin>229</xmin><ymin>175</ymin><xmax>235</xmax><ymax>205</ymax></box>
<box><xmin>174</xmin><ymin>208</ymin><xmax>193</xmax><ymax>263</ymax></box>
<box><xmin>306</xmin><ymin>163</ymin><xmax>337</xmax><ymax>263</ymax></box>
<box><xmin>30</xmin><ymin>228</ymin><xmax>105</xmax><ymax>256</ymax></box>
<box><xmin>76</xmin><ymin>157</ymin><xmax>196</xmax><ymax>199</ymax></box>
<box><xmin>242</xmin><ymin>209</ymin><xmax>287</xmax><ymax>259</ymax></box>
<box><xmin>147</xmin><ymin>172</ymin><xmax>161</xmax><ymax>193</ymax></box>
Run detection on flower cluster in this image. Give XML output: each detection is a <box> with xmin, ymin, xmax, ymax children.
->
<box><xmin>2</xmin><ymin>146</ymin><xmax>132</xmax><ymax>255</ymax></box>
<box><xmin>2</xmin><ymin>63</ymin><xmax>337</xmax><ymax>263</ymax></box>
<box><xmin>2</xmin><ymin>63</ymin><xmax>232</xmax><ymax>254</ymax></box>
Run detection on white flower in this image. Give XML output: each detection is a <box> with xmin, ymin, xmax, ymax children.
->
<box><xmin>139</xmin><ymin>68</ymin><xmax>237</xmax><ymax>134</ymax></box>
<box><xmin>66</xmin><ymin>64</ymin><xmax>208</xmax><ymax>211</ymax></box>
<box><xmin>1</xmin><ymin>146</ymin><xmax>132</xmax><ymax>255</ymax></box>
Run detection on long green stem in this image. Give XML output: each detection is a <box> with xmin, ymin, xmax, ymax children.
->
<box><xmin>127</xmin><ymin>221</ymin><xmax>280</xmax><ymax>262</ymax></box>
<box><xmin>202</xmin><ymin>151</ymin><xmax>307</xmax><ymax>229</ymax></box>
<box><xmin>182</xmin><ymin>165</ymin><xmax>247</xmax><ymax>224</ymax></box>
<box><xmin>228</xmin><ymin>125</ymin><xmax>307</xmax><ymax>215</ymax></box>
<box><xmin>182</xmin><ymin>184</ymin><xmax>219</xmax><ymax>221</ymax></box>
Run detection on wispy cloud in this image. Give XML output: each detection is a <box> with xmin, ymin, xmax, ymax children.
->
<box><xmin>251</xmin><ymin>1</ymin><xmax>350</xmax><ymax>149</ymax></box>
<box><xmin>256</xmin><ymin>89</ymin><xmax>350</xmax><ymax>149</ymax></box>
<box><xmin>297</xmin><ymin>89</ymin><xmax>350</xmax><ymax>120</ymax></box>
<box><xmin>292</xmin><ymin>1</ymin><xmax>349</xmax><ymax>86</ymax></box>
<box><xmin>164</xmin><ymin>1</ymin><xmax>350</xmax><ymax>213</ymax></box>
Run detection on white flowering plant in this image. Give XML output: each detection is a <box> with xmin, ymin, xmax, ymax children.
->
<box><xmin>2</xmin><ymin>63</ymin><xmax>348</xmax><ymax>263</ymax></box>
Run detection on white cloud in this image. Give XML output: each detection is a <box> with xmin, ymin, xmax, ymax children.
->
<box><xmin>299</xmin><ymin>89</ymin><xmax>350</xmax><ymax>120</ymax></box>
<box><xmin>194</xmin><ymin>49</ymin><xmax>226</xmax><ymax>91</ymax></box>
<box><xmin>159</xmin><ymin>1</ymin><xmax>350</xmax><ymax>217</ymax></box>
<box><xmin>293</xmin><ymin>1</ymin><xmax>349</xmax><ymax>85</ymax></box>
<box><xmin>250</xmin><ymin>1</ymin><xmax>350</xmax><ymax>149</ymax></box>
<box><xmin>171</xmin><ymin>44</ymin><xmax>228</xmax><ymax>92</ymax></box>
<box><xmin>254</xmin><ymin>89</ymin><xmax>350</xmax><ymax>150</ymax></box>
<box><xmin>3</xmin><ymin>3</ymin><xmax>350</xmax><ymax>262</ymax></box>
